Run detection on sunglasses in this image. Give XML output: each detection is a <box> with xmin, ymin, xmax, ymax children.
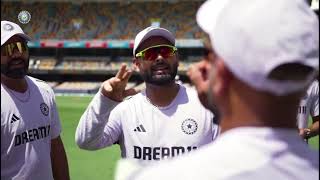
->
<box><xmin>1</xmin><ymin>42</ymin><xmax>28</xmax><ymax>56</ymax></box>
<box><xmin>135</xmin><ymin>44</ymin><xmax>177</xmax><ymax>61</ymax></box>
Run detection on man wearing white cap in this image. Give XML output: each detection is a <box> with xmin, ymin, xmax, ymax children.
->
<box><xmin>76</xmin><ymin>26</ymin><xmax>219</xmax><ymax>165</ymax></box>
<box><xmin>1</xmin><ymin>20</ymin><xmax>70</xmax><ymax>180</ymax></box>
<box><xmin>114</xmin><ymin>0</ymin><xmax>319</xmax><ymax>179</ymax></box>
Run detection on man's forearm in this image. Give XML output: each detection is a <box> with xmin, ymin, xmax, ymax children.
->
<box><xmin>308</xmin><ymin>120</ymin><xmax>319</xmax><ymax>138</ymax></box>
<box><xmin>51</xmin><ymin>136</ymin><xmax>70</xmax><ymax>180</ymax></box>
<box><xmin>75</xmin><ymin>91</ymin><xmax>119</xmax><ymax>150</ymax></box>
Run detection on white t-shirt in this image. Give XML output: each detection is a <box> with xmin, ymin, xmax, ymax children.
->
<box><xmin>76</xmin><ymin>84</ymin><xmax>219</xmax><ymax>164</ymax></box>
<box><xmin>297</xmin><ymin>80</ymin><xmax>319</xmax><ymax>129</ymax></box>
<box><xmin>1</xmin><ymin>76</ymin><xmax>62</xmax><ymax>180</ymax></box>
<box><xmin>116</xmin><ymin>127</ymin><xmax>319</xmax><ymax>180</ymax></box>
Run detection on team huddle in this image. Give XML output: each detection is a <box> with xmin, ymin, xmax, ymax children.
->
<box><xmin>1</xmin><ymin>0</ymin><xmax>319</xmax><ymax>180</ymax></box>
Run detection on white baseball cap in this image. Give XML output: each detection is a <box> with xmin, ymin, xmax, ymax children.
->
<box><xmin>197</xmin><ymin>0</ymin><xmax>319</xmax><ymax>95</ymax></box>
<box><xmin>133</xmin><ymin>26</ymin><xmax>175</xmax><ymax>56</ymax></box>
<box><xmin>1</xmin><ymin>20</ymin><xmax>31</xmax><ymax>46</ymax></box>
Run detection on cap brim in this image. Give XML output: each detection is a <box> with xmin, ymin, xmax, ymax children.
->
<box><xmin>196</xmin><ymin>0</ymin><xmax>231</xmax><ymax>34</ymax></box>
<box><xmin>1</xmin><ymin>32</ymin><xmax>31</xmax><ymax>46</ymax></box>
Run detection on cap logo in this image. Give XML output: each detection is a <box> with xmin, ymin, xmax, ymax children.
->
<box><xmin>18</xmin><ymin>10</ymin><xmax>31</xmax><ymax>24</ymax></box>
<box><xmin>3</xmin><ymin>23</ymin><xmax>14</xmax><ymax>31</ymax></box>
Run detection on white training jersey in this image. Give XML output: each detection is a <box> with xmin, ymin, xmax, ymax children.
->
<box><xmin>297</xmin><ymin>80</ymin><xmax>319</xmax><ymax>129</ymax></box>
<box><xmin>117</xmin><ymin>127</ymin><xmax>319</xmax><ymax>180</ymax></box>
<box><xmin>1</xmin><ymin>76</ymin><xmax>61</xmax><ymax>180</ymax></box>
<box><xmin>76</xmin><ymin>84</ymin><xmax>219</xmax><ymax>164</ymax></box>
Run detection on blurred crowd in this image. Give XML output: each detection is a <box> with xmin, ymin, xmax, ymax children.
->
<box><xmin>29</xmin><ymin>56</ymin><xmax>196</xmax><ymax>72</ymax></box>
<box><xmin>1</xmin><ymin>1</ymin><xmax>207</xmax><ymax>40</ymax></box>
<box><xmin>28</xmin><ymin>56</ymin><xmax>195</xmax><ymax>93</ymax></box>
<box><xmin>1</xmin><ymin>1</ymin><xmax>204</xmax><ymax>93</ymax></box>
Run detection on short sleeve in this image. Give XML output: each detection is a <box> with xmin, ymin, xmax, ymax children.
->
<box><xmin>49</xmin><ymin>90</ymin><xmax>62</xmax><ymax>139</ymax></box>
<box><xmin>310</xmin><ymin>81</ymin><xmax>319</xmax><ymax>117</ymax></box>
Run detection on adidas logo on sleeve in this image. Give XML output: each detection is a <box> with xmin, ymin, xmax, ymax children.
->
<box><xmin>10</xmin><ymin>114</ymin><xmax>20</xmax><ymax>123</ymax></box>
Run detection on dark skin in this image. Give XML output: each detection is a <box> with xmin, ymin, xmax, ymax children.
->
<box><xmin>1</xmin><ymin>36</ymin><xmax>29</xmax><ymax>92</ymax></box>
<box><xmin>133</xmin><ymin>36</ymin><xmax>180</xmax><ymax>107</ymax></box>
<box><xmin>51</xmin><ymin>136</ymin><xmax>70</xmax><ymax>180</ymax></box>
<box><xmin>299</xmin><ymin>116</ymin><xmax>319</xmax><ymax>139</ymax></box>
<box><xmin>1</xmin><ymin>35</ymin><xmax>70</xmax><ymax>180</ymax></box>
<box><xmin>188</xmin><ymin>36</ymin><xmax>216</xmax><ymax>112</ymax></box>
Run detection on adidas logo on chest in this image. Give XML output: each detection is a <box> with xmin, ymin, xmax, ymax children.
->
<box><xmin>134</xmin><ymin>124</ymin><xmax>146</xmax><ymax>132</ymax></box>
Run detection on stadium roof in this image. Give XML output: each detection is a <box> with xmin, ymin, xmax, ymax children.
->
<box><xmin>2</xmin><ymin>0</ymin><xmax>204</xmax><ymax>2</ymax></box>
<box><xmin>3</xmin><ymin>0</ymin><xmax>317</xmax><ymax>10</ymax></box>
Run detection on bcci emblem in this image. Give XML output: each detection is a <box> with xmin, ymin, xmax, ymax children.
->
<box><xmin>18</xmin><ymin>10</ymin><xmax>31</xmax><ymax>24</ymax></box>
<box><xmin>3</xmin><ymin>23</ymin><xmax>14</xmax><ymax>31</ymax></box>
<box><xmin>181</xmin><ymin>118</ymin><xmax>198</xmax><ymax>135</ymax></box>
<box><xmin>40</xmin><ymin>103</ymin><xmax>49</xmax><ymax>116</ymax></box>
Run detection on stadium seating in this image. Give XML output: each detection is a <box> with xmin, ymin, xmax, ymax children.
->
<box><xmin>1</xmin><ymin>1</ymin><xmax>204</xmax><ymax>94</ymax></box>
<box><xmin>29</xmin><ymin>57</ymin><xmax>57</xmax><ymax>70</ymax></box>
<box><xmin>54</xmin><ymin>81</ymin><xmax>101</xmax><ymax>94</ymax></box>
<box><xmin>28</xmin><ymin>56</ymin><xmax>195</xmax><ymax>73</ymax></box>
<box><xmin>1</xmin><ymin>1</ymin><xmax>204</xmax><ymax>40</ymax></box>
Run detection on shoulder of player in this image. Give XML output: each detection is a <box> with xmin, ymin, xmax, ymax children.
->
<box><xmin>179</xmin><ymin>83</ymin><xmax>193</xmax><ymax>92</ymax></box>
<box><xmin>121</xmin><ymin>92</ymin><xmax>142</xmax><ymax>104</ymax></box>
<box><xmin>27</xmin><ymin>76</ymin><xmax>54</xmax><ymax>93</ymax></box>
<box><xmin>110</xmin><ymin>93</ymin><xmax>142</xmax><ymax>113</ymax></box>
<box><xmin>313</xmin><ymin>80</ymin><xmax>319</xmax><ymax>91</ymax></box>
<box><xmin>182</xmin><ymin>84</ymin><xmax>213</xmax><ymax>113</ymax></box>
<box><xmin>182</xmin><ymin>84</ymin><xmax>201</xmax><ymax>99</ymax></box>
<box><xmin>112</xmin><ymin>92</ymin><xmax>142</xmax><ymax>109</ymax></box>
<box><xmin>309</xmin><ymin>80</ymin><xmax>319</xmax><ymax>95</ymax></box>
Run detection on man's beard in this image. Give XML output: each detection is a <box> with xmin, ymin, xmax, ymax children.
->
<box><xmin>1</xmin><ymin>58</ymin><xmax>29</xmax><ymax>79</ymax></box>
<box><xmin>140</xmin><ymin>62</ymin><xmax>178</xmax><ymax>85</ymax></box>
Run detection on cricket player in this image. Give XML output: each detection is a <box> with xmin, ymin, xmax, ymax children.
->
<box><xmin>76</xmin><ymin>27</ymin><xmax>219</xmax><ymax>165</ymax></box>
<box><xmin>297</xmin><ymin>79</ymin><xmax>319</xmax><ymax>141</ymax></box>
<box><xmin>1</xmin><ymin>20</ymin><xmax>70</xmax><ymax>180</ymax></box>
<box><xmin>115</xmin><ymin>0</ymin><xmax>319</xmax><ymax>179</ymax></box>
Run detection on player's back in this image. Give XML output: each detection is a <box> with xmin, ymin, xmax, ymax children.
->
<box><xmin>202</xmin><ymin>128</ymin><xmax>319</xmax><ymax>180</ymax></box>
<box><xmin>126</xmin><ymin>127</ymin><xmax>318</xmax><ymax>180</ymax></box>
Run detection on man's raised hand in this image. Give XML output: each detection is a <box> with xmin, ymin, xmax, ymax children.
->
<box><xmin>101</xmin><ymin>64</ymin><xmax>139</xmax><ymax>102</ymax></box>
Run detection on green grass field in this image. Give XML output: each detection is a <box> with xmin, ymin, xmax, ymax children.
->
<box><xmin>56</xmin><ymin>95</ymin><xmax>121</xmax><ymax>180</ymax></box>
<box><xmin>56</xmin><ymin>95</ymin><xmax>319</xmax><ymax>180</ymax></box>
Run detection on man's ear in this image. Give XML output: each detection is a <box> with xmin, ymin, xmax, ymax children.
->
<box><xmin>213</xmin><ymin>59</ymin><xmax>233</xmax><ymax>97</ymax></box>
<box><xmin>133</xmin><ymin>58</ymin><xmax>140</xmax><ymax>73</ymax></box>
